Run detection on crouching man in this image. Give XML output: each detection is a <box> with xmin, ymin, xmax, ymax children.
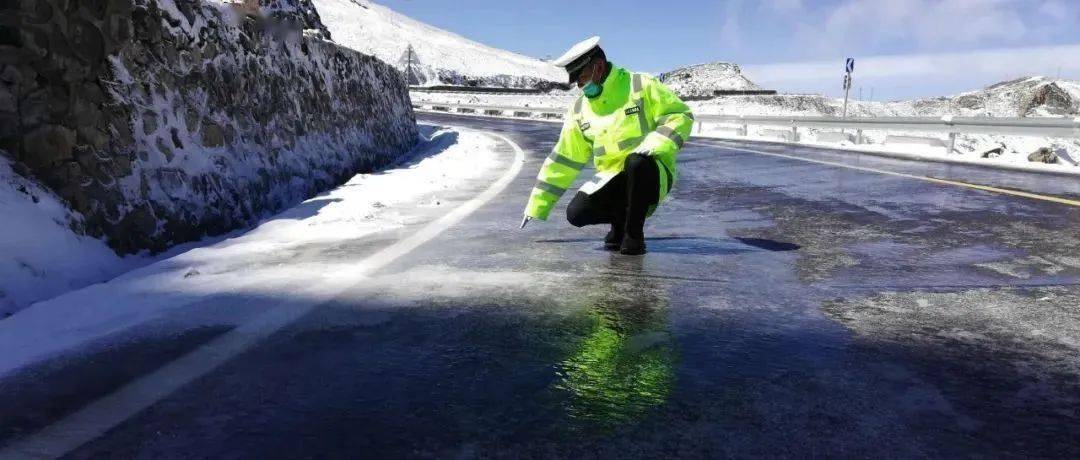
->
<box><xmin>521</xmin><ymin>36</ymin><xmax>693</xmax><ymax>255</ymax></box>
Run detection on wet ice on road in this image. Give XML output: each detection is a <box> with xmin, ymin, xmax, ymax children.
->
<box><xmin>4</xmin><ymin>114</ymin><xmax>1080</xmax><ymax>458</ymax></box>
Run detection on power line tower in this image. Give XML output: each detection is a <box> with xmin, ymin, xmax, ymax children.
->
<box><xmin>398</xmin><ymin>44</ymin><xmax>422</xmax><ymax>85</ymax></box>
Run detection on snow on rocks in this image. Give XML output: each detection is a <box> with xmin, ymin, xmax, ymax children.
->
<box><xmin>659</xmin><ymin>62</ymin><xmax>761</xmax><ymax>99</ymax></box>
<box><xmin>0</xmin><ymin>127</ymin><xmax>501</xmax><ymax>375</ymax></box>
<box><xmin>7</xmin><ymin>0</ymin><xmax>417</xmax><ymax>256</ymax></box>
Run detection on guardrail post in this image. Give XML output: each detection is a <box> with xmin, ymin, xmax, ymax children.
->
<box><xmin>740</xmin><ymin>123</ymin><xmax>748</xmax><ymax>136</ymax></box>
<box><xmin>947</xmin><ymin>132</ymin><xmax>957</xmax><ymax>154</ymax></box>
<box><xmin>791</xmin><ymin>126</ymin><xmax>799</xmax><ymax>142</ymax></box>
<box><xmin>856</xmin><ymin>129</ymin><xmax>864</xmax><ymax>144</ymax></box>
<box><xmin>695</xmin><ymin>121</ymin><xmax>702</xmax><ymax>134</ymax></box>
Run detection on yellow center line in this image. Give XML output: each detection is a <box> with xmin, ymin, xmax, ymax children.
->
<box><xmin>689</xmin><ymin>140</ymin><xmax>1080</xmax><ymax>208</ymax></box>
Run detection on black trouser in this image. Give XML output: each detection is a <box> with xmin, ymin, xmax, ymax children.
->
<box><xmin>565</xmin><ymin>153</ymin><xmax>660</xmax><ymax>239</ymax></box>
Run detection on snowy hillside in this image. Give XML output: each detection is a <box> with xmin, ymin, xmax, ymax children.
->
<box><xmin>659</xmin><ymin>63</ymin><xmax>761</xmax><ymax>99</ymax></box>
<box><xmin>312</xmin><ymin>0</ymin><xmax>565</xmax><ymax>88</ymax></box>
<box><xmin>896</xmin><ymin>76</ymin><xmax>1080</xmax><ymax>118</ymax></box>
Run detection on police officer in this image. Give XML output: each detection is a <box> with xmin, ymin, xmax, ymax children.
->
<box><xmin>520</xmin><ymin>37</ymin><xmax>693</xmax><ymax>255</ymax></box>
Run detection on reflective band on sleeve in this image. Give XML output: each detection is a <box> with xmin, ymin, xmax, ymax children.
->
<box><xmin>592</xmin><ymin>145</ymin><xmax>606</xmax><ymax>156</ymax></box>
<box><xmin>548</xmin><ymin>151</ymin><xmax>587</xmax><ymax>170</ymax></box>
<box><xmin>655</xmin><ymin>125</ymin><xmax>685</xmax><ymax>148</ymax></box>
<box><xmin>657</xmin><ymin>113</ymin><xmax>693</xmax><ymax>126</ymax></box>
<box><xmin>535</xmin><ymin>181</ymin><xmax>567</xmax><ymax>197</ymax></box>
<box><xmin>617</xmin><ymin>136</ymin><xmax>645</xmax><ymax>151</ymax></box>
<box><xmin>635</xmin><ymin>98</ymin><xmax>649</xmax><ymax>135</ymax></box>
<box><xmin>632</xmin><ymin>74</ymin><xmax>643</xmax><ymax>93</ymax></box>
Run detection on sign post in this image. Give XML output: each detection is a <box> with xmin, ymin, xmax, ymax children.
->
<box><xmin>842</xmin><ymin>58</ymin><xmax>855</xmax><ymax>118</ymax></box>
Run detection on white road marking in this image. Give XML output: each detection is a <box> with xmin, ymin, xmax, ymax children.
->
<box><xmin>1</xmin><ymin>131</ymin><xmax>526</xmax><ymax>459</ymax></box>
<box><xmin>691</xmin><ymin>140</ymin><xmax>1080</xmax><ymax>208</ymax></box>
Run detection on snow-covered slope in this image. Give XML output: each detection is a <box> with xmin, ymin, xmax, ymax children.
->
<box><xmin>0</xmin><ymin>154</ymin><xmax>137</xmax><ymax>316</ymax></box>
<box><xmin>659</xmin><ymin>62</ymin><xmax>761</xmax><ymax>99</ymax></box>
<box><xmin>312</xmin><ymin>0</ymin><xmax>564</xmax><ymax>88</ymax></box>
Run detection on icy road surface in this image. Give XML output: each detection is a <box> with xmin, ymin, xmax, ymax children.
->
<box><xmin>2</xmin><ymin>114</ymin><xmax>1079</xmax><ymax>458</ymax></box>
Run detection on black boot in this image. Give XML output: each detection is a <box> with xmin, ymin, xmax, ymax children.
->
<box><xmin>604</xmin><ymin>223</ymin><xmax>624</xmax><ymax>250</ymax></box>
<box><xmin>619</xmin><ymin>233</ymin><xmax>646</xmax><ymax>255</ymax></box>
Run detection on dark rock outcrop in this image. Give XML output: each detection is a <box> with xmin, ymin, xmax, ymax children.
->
<box><xmin>1028</xmin><ymin>147</ymin><xmax>1058</xmax><ymax>164</ymax></box>
<box><xmin>5</xmin><ymin>0</ymin><xmax>417</xmax><ymax>254</ymax></box>
<box><xmin>1021</xmin><ymin>82</ymin><xmax>1073</xmax><ymax>116</ymax></box>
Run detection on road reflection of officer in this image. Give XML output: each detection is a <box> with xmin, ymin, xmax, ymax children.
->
<box><xmin>553</xmin><ymin>256</ymin><xmax>676</xmax><ymax>426</ymax></box>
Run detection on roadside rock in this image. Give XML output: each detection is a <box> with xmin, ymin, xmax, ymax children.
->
<box><xmin>1027</xmin><ymin>147</ymin><xmax>1058</xmax><ymax>164</ymax></box>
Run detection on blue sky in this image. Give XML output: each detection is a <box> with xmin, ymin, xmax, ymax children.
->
<box><xmin>377</xmin><ymin>0</ymin><xmax>1080</xmax><ymax>100</ymax></box>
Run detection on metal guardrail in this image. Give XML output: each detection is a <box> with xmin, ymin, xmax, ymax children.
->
<box><xmin>414</xmin><ymin>101</ymin><xmax>565</xmax><ymax>118</ymax></box>
<box><xmin>412</xmin><ymin>102</ymin><xmax>1080</xmax><ymax>148</ymax></box>
<box><xmin>695</xmin><ymin>114</ymin><xmax>1080</xmax><ymax>138</ymax></box>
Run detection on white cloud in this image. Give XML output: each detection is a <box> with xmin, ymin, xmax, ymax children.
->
<box><xmin>776</xmin><ymin>0</ymin><xmax>1078</xmax><ymax>57</ymax></box>
<box><xmin>742</xmin><ymin>43</ymin><xmax>1080</xmax><ymax>99</ymax></box>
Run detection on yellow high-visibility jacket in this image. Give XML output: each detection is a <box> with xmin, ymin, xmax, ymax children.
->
<box><xmin>524</xmin><ymin>64</ymin><xmax>694</xmax><ymax>220</ymax></box>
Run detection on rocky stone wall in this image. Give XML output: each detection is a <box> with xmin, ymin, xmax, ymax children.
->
<box><xmin>2</xmin><ymin>0</ymin><xmax>417</xmax><ymax>254</ymax></box>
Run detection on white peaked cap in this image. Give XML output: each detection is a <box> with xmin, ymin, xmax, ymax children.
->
<box><xmin>552</xmin><ymin>36</ymin><xmax>601</xmax><ymax>75</ymax></box>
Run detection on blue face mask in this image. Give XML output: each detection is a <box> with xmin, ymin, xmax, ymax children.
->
<box><xmin>582</xmin><ymin>81</ymin><xmax>602</xmax><ymax>98</ymax></box>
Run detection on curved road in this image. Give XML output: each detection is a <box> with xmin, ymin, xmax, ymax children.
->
<box><xmin>3</xmin><ymin>113</ymin><xmax>1079</xmax><ymax>458</ymax></box>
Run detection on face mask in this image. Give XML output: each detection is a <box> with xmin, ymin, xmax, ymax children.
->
<box><xmin>582</xmin><ymin>81</ymin><xmax>602</xmax><ymax>98</ymax></box>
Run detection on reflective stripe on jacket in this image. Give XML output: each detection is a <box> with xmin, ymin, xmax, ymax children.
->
<box><xmin>525</xmin><ymin>64</ymin><xmax>694</xmax><ymax>220</ymax></box>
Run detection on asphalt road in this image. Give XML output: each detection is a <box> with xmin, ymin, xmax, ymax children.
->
<box><xmin>3</xmin><ymin>113</ymin><xmax>1080</xmax><ymax>458</ymax></box>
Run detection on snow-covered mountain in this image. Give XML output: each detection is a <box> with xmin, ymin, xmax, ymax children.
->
<box><xmin>659</xmin><ymin>62</ymin><xmax>761</xmax><ymax>99</ymax></box>
<box><xmin>905</xmin><ymin>76</ymin><xmax>1080</xmax><ymax>118</ymax></box>
<box><xmin>312</xmin><ymin>0</ymin><xmax>565</xmax><ymax>88</ymax></box>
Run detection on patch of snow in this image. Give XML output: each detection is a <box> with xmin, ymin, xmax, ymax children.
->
<box><xmin>0</xmin><ymin>127</ymin><xmax>502</xmax><ymax>377</ymax></box>
<box><xmin>0</xmin><ymin>155</ymin><xmax>144</xmax><ymax>316</ymax></box>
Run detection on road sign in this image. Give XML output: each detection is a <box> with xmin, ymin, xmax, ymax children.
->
<box><xmin>842</xmin><ymin>58</ymin><xmax>855</xmax><ymax>118</ymax></box>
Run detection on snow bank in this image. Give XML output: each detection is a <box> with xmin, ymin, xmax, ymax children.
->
<box><xmin>0</xmin><ymin>127</ymin><xmax>500</xmax><ymax>377</ymax></box>
<box><xmin>0</xmin><ymin>154</ymin><xmax>140</xmax><ymax>316</ymax></box>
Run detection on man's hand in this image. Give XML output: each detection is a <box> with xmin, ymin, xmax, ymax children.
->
<box><xmin>519</xmin><ymin>215</ymin><xmax>532</xmax><ymax>229</ymax></box>
<box><xmin>632</xmin><ymin>146</ymin><xmax>654</xmax><ymax>157</ymax></box>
